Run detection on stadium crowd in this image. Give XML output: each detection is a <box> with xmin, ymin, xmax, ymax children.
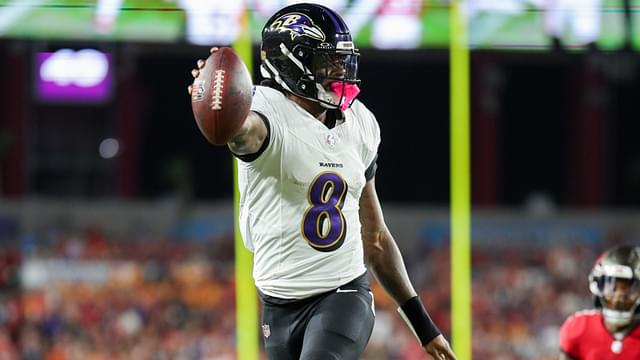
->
<box><xmin>0</xmin><ymin>222</ymin><xmax>613</xmax><ymax>359</ymax></box>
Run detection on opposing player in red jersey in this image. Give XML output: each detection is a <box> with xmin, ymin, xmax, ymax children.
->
<box><xmin>559</xmin><ymin>245</ymin><xmax>640</xmax><ymax>360</ymax></box>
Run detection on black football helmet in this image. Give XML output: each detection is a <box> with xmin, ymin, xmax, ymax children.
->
<box><xmin>589</xmin><ymin>245</ymin><xmax>640</xmax><ymax>327</ymax></box>
<box><xmin>260</xmin><ymin>3</ymin><xmax>360</xmax><ymax>110</ymax></box>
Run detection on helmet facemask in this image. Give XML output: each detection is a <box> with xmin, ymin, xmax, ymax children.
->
<box><xmin>261</xmin><ymin>42</ymin><xmax>360</xmax><ymax>111</ymax></box>
<box><xmin>590</xmin><ymin>262</ymin><xmax>640</xmax><ymax>327</ymax></box>
<box><xmin>311</xmin><ymin>50</ymin><xmax>360</xmax><ymax>110</ymax></box>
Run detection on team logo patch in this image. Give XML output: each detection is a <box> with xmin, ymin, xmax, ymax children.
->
<box><xmin>262</xmin><ymin>324</ymin><xmax>271</xmax><ymax>338</ymax></box>
<box><xmin>325</xmin><ymin>133</ymin><xmax>336</xmax><ymax>147</ymax></box>
<box><xmin>191</xmin><ymin>79</ymin><xmax>205</xmax><ymax>102</ymax></box>
<box><xmin>266</xmin><ymin>13</ymin><xmax>325</xmax><ymax>41</ymax></box>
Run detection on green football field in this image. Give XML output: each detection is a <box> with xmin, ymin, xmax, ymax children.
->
<box><xmin>0</xmin><ymin>0</ymin><xmax>632</xmax><ymax>49</ymax></box>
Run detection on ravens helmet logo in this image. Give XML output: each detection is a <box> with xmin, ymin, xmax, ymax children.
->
<box><xmin>266</xmin><ymin>13</ymin><xmax>326</xmax><ymax>41</ymax></box>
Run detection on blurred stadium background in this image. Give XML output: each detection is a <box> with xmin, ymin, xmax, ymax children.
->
<box><xmin>1</xmin><ymin>0</ymin><xmax>640</xmax><ymax>359</ymax></box>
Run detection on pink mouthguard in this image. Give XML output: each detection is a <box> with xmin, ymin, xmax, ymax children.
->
<box><xmin>330</xmin><ymin>82</ymin><xmax>360</xmax><ymax>111</ymax></box>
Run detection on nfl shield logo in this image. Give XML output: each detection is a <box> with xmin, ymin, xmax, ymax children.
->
<box><xmin>262</xmin><ymin>324</ymin><xmax>271</xmax><ymax>338</ymax></box>
<box><xmin>191</xmin><ymin>79</ymin><xmax>205</xmax><ymax>102</ymax></box>
<box><xmin>325</xmin><ymin>134</ymin><xmax>336</xmax><ymax>147</ymax></box>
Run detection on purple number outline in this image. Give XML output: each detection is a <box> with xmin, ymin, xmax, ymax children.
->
<box><xmin>301</xmin><ymin>172</ymin><xmax>348</xmax><ymax>252</ymax></box>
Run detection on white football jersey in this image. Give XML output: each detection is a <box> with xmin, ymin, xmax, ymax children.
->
<box><xmin>237</xmin><ymin>86</ymin><xmax>380</xmax><ymax>299</ymax></box>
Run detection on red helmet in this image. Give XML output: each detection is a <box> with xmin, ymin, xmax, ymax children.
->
<box><xmin>589</xmin><ymin>245</ymin><xmax>640</xmax><ymax>327</ymax></box>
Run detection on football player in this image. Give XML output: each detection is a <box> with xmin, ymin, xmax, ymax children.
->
<box><xmin>188</xmin><ymin>3</ymin><xmax>456</xmax><ymax>360</ymax></box>
<box><xmin>559</xmin><ymin>245</ymin><xmax>640</xmax><ymax>359</ymax></box>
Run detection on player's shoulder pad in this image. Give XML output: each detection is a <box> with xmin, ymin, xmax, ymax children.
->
<box><xmin>253</xmin><ymin>85</ymin><xmax>286</xmax><ymax>101</ymax></box>
<box><xmin>347</xmin><ymin>99</ymin><xmax>380</xmax><ymax>143</ymax></box>
<box><xmin>571</xmin><ymin>309</ymin><xmax>600</xmax><ymax>319</ymax></box>
<box><xmin>560</xmin><ymin>309</ymin><xmax>598</xmax><ymax>343</ymax></box>
<box><xmin>251</xmin><ymin>85</ymin><xmax>289</xmax><ymax>119</ymax></box>
<box><xmin>348</xmin><ymin>98</ymin><xmax>375</xmax><ymax>120</ymax></box>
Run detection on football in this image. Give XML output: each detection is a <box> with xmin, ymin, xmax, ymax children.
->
<box><xmin>191</xmin><ymin>47</ymin><xmax>253</xmax><ymax>145</ymax></box>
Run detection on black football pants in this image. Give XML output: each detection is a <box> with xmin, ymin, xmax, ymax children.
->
<box><xmin>259</xmin><ymin>272</ymin><xmax>375</xmax><ymax>360</ymax></box>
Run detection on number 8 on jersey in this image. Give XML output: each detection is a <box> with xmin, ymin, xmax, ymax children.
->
<box><xmin>302</xmin><ymin>172</ymin><xmax>348</xmax><ymax>252</ymax></box>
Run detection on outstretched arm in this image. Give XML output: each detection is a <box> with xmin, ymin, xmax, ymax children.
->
<box><xmin>226</xmin><ymin>111</ymin><xmax>267</xmax><ymax>156</ymax></box>
<box><xmin>359</xmin><ymin>178</ymin><xmax>456</xmax><ymax>360</ymax></box>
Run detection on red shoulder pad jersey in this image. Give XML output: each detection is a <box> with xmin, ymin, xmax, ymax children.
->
<box><xmin>560</xmin><ymin>309</ymin><xmax>640</xmax><ymax>360</ymax></box>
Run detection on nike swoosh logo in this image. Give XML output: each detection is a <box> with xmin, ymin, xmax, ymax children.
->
<box><xmin>336</xmin><ymin>288</ymin><xmax>357</xmax><ymax>293</ymax></box>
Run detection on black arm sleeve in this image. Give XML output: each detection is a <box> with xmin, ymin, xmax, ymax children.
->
<box><xmin>364</xmin><ymin>155</ymin><xmax>378</xmax><ymax>181</ymax></box>
<box><xmin>232</xmin><ymin>111</ymin><xmax>271</xmax><ymax>162</ymax></box>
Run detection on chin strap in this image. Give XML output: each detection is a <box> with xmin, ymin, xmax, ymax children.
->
<box><xmin>602</xmin><ymin>300</ymin><xmax>640</xmax><ymax>327</ymax></box>
<box><xmin>315</xmin><ymin>83</ymin><xmax>336</xmax><ymax>107</ymax></box>
<box><xmin>603</xmin><ymin>308</ymin><xmax>635</xmax><ymax>326</ymax></box>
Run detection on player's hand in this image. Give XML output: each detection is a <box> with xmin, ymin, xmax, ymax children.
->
<box><xmin>423</xmin><ymin>334</ymin><xmax>457</xmax><ymax>360</ymax></box>
<box><xmin>187</xmin><ymin>47</ymin><xmax>220</xmax><ymax>95</ymax></box>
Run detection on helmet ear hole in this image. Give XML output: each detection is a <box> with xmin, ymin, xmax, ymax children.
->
<box><xmin>296</xmin><ymin>78</ymin><xmax>315</xmax><ymax>93</ymax></box>
<box><xmin>292</xmin><ymin>45</ymin><xmax>312</xmax><ymax>62</ymax></box>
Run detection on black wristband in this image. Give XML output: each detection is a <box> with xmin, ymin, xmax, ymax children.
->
<box><xmin>398</xmin><ymin>296</ymin><xmax>441</xmax><ymax>346</ymax></box>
